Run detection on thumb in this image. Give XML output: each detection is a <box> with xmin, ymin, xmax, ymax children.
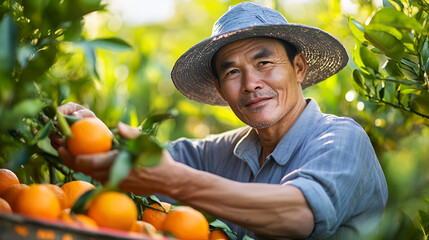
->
<box><xmin>117</xmin><ymin>122</ymin><xmax>141</xmax><ymax>139</ymax></box>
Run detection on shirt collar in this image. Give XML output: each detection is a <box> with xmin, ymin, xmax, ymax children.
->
<box><xmin>234</xmin><ymin>98</ymin><xmax>323</xmax><ymax>169</ymax></box>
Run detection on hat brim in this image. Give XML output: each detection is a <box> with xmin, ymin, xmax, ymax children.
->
<box><xmin>171</xmin><ymin>24</ymin><xmax>349</xmax><ymax>106</ymax></box>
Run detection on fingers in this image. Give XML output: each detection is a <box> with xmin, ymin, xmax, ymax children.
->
<box><xmin>75</xmin><ymin>150</ymin><xmax>118</xmax><ymax>173</ymax></box>
<box><xmin>58</xmin><ymin>147</ymin><xmax>119</xmax><ymax>183</ymax></box>
<box><xmin>117</xmin><ymin>122</ymin><xmax>141</xmax><ymax>139</ymax></box>
<box><xmin>58</xmin><ymin>102</ymin><xmax>96</xmax><ymax>118</ymax></box>
<box><xmin>58</xmin><ymin>146</ymin><xmax>76</xmax><ymax>170</ymax></box>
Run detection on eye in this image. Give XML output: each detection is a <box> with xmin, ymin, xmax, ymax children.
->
<box><xmin>258</xmin><ymin>61</ymin><xmax>271</xmax><ymax>67</ymax></box>
<box><xmin>226</xmin><ymin>69</ymin><xmax>239</xmax><ymax>76</ymax></box>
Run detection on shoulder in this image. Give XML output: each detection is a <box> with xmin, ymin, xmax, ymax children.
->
<box><xmin>314</xmin><ymin>113</ymin><xmax>368</xmax><ymax>141</ymax></box>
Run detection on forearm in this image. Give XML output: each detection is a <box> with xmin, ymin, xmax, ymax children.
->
<box><xmin>168</xmin><ymin>165</ymin><xmax>314</xmax><ymax>238</ymax></box>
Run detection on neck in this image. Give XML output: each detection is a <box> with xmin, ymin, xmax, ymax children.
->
<box><xmin>256</xmin><ymin>97</ymin><xmax>307</xmax><ymax>166</ymax></box>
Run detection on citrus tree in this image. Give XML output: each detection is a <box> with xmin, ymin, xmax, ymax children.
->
<box><xmin>348</xmin><ymin>0</ymin><xmax>429</xmax><ymax>239</ymax></box>
<box><xmin>349</xmin><ymin>0</ymin><xmax>429</xmax><ymax>122</ymax></box>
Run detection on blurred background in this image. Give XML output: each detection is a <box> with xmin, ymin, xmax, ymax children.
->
<box><xmin>1</xmin><ymin>0</ymin><xmax>428</xmax><ymax>239</ymax></box>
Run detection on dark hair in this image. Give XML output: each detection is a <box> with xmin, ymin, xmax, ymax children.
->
<box><xmin>211</xmin><ymin>38</ymin><xmax>299</xmax><ymax>79</ymax></box>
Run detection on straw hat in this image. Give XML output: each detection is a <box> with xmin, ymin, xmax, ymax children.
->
<box><xmin>171</xmin><ymin>2</ymin><xmax>348</xmax><ymax>106</ymax></box>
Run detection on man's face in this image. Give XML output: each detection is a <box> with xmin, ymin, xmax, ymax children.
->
<box><xmin>213</xmin><ymin>37</ymin><xmax>306</xmax><ymax>129</ymax></box>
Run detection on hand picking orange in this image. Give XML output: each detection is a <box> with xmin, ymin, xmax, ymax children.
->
<box><xmin>67</xmin><ymin>118</ymin><xmax>112</xmax><ymax>157</ymax></box>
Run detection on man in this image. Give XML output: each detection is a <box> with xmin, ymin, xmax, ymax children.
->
<box><xmin>54</xmin><ymin>2</ymin><xmax>388</xmax><ymax>239</ymax></box>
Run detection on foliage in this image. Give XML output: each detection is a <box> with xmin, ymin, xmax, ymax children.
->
<box><xmin>348</xmin><ymin>0</ymin><xmax>429</xmax><ymax>239</ymax></box>
<box><xmin>0</xmin><ymin>0</ymin><xmax>133</xmax><ymax>184</ymax></box>
<box><xmin>349</xmin><ymin>0</ymin><xmax>429</xmax><ymax>121</ymax></box>
<box><xmin>1</xmin><ymin>0</ymin><xmax>429</xmax><ymax>239</ymax></box>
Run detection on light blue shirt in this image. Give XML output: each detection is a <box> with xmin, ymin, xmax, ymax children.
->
<box><xmin>167</xmin><ymin>98</ymin><xmax>388</xmax><ymax>239</ymax></box>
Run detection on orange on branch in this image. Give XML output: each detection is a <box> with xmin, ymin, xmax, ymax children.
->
<box><xmin>67</xmin><ymin>118</ymin><xmax>112</xmax><ymax>157</ymax></box>
<box><xmin>141</xmin><ymin>202</ymin><xmax>171</xmax><ymax>231</ymax></box>
<box><xmin>162</xmin><ymin>206</ymin><xmax>209</xmax><ymax>240</ymax></box>
<box><xmin>87</xmin><ymin>191</ymin><xmax>137</xmax><ymax>231</ymax></box>
<box><xmin>61</xmin><ymin>180</ymin><xmax>95</xmax><ymax>209</ymax></box>
<box><xmin>0</xmin><ymin>169</ymin><xmax>20</xmax><ymax>195</ymax></box>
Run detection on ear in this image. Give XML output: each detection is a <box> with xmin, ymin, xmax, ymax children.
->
<box><xmin>293</xmin><ymin>52</ymin><xmax>307</xmax><ymax>84</ymax></box>
<box><xmin>213</xmin><ymin>78</ymin><xmax>227</xmax><ymax>100</ymax></box>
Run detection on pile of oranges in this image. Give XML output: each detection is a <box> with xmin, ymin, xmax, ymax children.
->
<box><xmin>0</xmin><ymin>168</ymin><xmax>229</xmax><ymax>240</ymax></box>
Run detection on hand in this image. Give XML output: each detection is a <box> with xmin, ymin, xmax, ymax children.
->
<box><xmin>50</xmin><ymin>102</ymin><xmax>97</xmax><ymax>150</ymax></box>
<box><xmin>56</xmin><ymin>121</ymin><xmax>139</xmax><ymax>183</ymax></box>
<box><xmin>58</xmin><ymin>121</ymin><xmax>179</xmax><ymax>196</ymax></box>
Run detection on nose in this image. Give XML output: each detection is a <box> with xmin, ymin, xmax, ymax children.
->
<box><xmin>241</xmin><ymin>68</ymin><xmax>263</xmax><ymax>93</ymax></box>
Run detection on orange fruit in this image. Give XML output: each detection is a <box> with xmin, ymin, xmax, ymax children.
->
<box><xmin>0</xmin><ymin>184</ymin><xmax>29</xmax><ymax>212</ymax></box>
<box><xmin>87</xmin><ymin>191</ymin><xmax>137</xmax><ymax>231</ymax></box>
<box><xmin>40</xmin><ymin>184</ymin><xmax>68</xmax><ymax>210</ymax></box>
<box><xmin>59</xmin><ymin>209</ymin><xmax>98</xmax><ymax>229</ymax></box>
<box><xmin>0</xmin><ymin>197</ymin><xmax>12</xmax><ymax>214</ymax></box>
<box><xmin>74</xmin><ymin>214</ymin><xmax>98</xmax><ymax>229</ymax></box>
<box><xmin>0</xmin><ymin>169</ymin><xmax>20</xmax><ymax>195</ymax></box>
<box><xmin>129</xmin><ymin>220</ymin><xmax>156</xmax><ymax>234</ymax></box>
<box><xmin>162</xmin><ymin>206</ymin><xmax>209</xmax><ymax>240</ymax></box>
<box><xmin>67</xmin><ymin>118</ymin><xmax>112</xmax><ymax>157</ymax></box>
<box><xmin>141</xmin><ymin>202</ymin><xmax>171</xmax><ymax>231</ymax></box>
<box><xmin>61</xmin><ymin>180</ymin><xmax>95</xmax><ymax>208</ymax></box>
<box><xmin>59</xmin><ymin>208</ymin><xmax>74</xmax><ymax>223</ymax></box>
<box><xmin>209</xmin><ymin>229</ymin><xmax>229</xmax><ymax>240</ymax></box>
<box><xmin>14</xmin><ymin>184</ymin><xmax>61</xmax><ymax>220</ymax></box>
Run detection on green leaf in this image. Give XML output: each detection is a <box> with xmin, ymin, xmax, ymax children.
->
<box><xmin>418</xmin><ymin>210</ymin><xmax>429</xmax><ymax>236</ymax></box>
<box><xmin>422</xmin><ymin>37</ymin><xmax>429</xmax><ymax>76</ymax></box>
<box><xmin>364</xmin><ymin>29</ymin><xmax>404</xmax><ymax>61</ymax></box>
<box><xmin>393</xmin><ymin>210</ymin><xmax>424</xmax><ymax>240</ymax></box>
<box><xmin>88</xmin><ymin>38</ymin><xmax>133</xmax><ymax>51</ymax></box>
<box><xmin>12</xmin><ymin>98</ymin><xmax>44</xmax><ymax>118</ymax></box>
<box><xmin>348</xmin><ymin>17</ymin><xmax>366</xmax><ymax>43</ymax></box>
<box><xmin>368</xmin><ymin>8</ymin><xmax>423</xmax><ymax>33</ymax></box>
<box><xmin>360</xmin><ymin>44</ymin><xmax>379</xmax><ymax>74</ymax></box>
<box><xmin>210</xmin><ymin>219</ymin><xmax>238</xmax><ymax>240</ymax></box>
<box><xmin>6</xmin><ymin>144</ymin><xmax>30</xmax><ymax>171</ymax></box>
<box><xmin>352</xmin><ymin>69</ymin><xmax>365</xmax><ymax>89</ymax></box>
<box><xmin>383</xmin><ymin>81</ymin><xmax>396</xmax><ymax>103</ymax></box>
<box><xmin>81</xmin><ymin>43</ymin><xmax>100</xmax><ymax>79</ymax></box>
<box><xmin>0</xmin><ymin>14</ymin><xmax>18</xmax><ymax>75</ymax></box>
<box><xmin>70</xmin><ymin>188</ymin><xmax>99</xmax><ymax>214</ymax></box>
<box><xmin>410</xmin><ymin>93</ymin><xmax>429</xmax><ymax>115</ymax></box>
<box><xmin>108</xmin><ymin>150</ymin><xmax>132</xmax><ymax>187</ymax></box>
<box><xmin>141</xmin><ymin>109</ymin><xmax>178</xmax><ymax>136</ymax></box>
<box><xmin>56</xmin><ymin>110</ymin><xmax>72</xmax><ymax>137</ymax></box>
<box><xmin>35</xmin><ymin>122</ymin><xmax>53</xmax><ymax>141</ymax></box>
<box><xmin>20</xmin><ymin>45</ymin><xmax>59</xmax><ymax>82</ymax></box>
<box><xmin>64</xmin><ymin>115</ymin><xmax>81</xmax><ymax>126</ymax></box>
<box><xmin>242</xmin><ymin>235</ymin><xmax>256</xmax><ymax>240</ymax></box>
<box><xmin>383</xmin><ymin>59</ymin><xmax>404</xmax><ymax>79</ymax></box>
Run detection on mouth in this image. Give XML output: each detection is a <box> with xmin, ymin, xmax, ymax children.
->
<box><xmin>243</xmin><ymin>97</ymin><xmax>272</xmax><ymax>111</ymax></box>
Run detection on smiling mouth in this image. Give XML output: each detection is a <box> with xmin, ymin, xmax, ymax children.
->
<box><xmin>243</xmin><ymin>97</ymin><xmax>272</xmax><ymax>111</ymax></box>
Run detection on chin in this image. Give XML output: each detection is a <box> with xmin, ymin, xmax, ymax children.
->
<box><xmin>248</xmin><ymin>120</ymin><xmax>276</xmax><ymax>129</ymax></box>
